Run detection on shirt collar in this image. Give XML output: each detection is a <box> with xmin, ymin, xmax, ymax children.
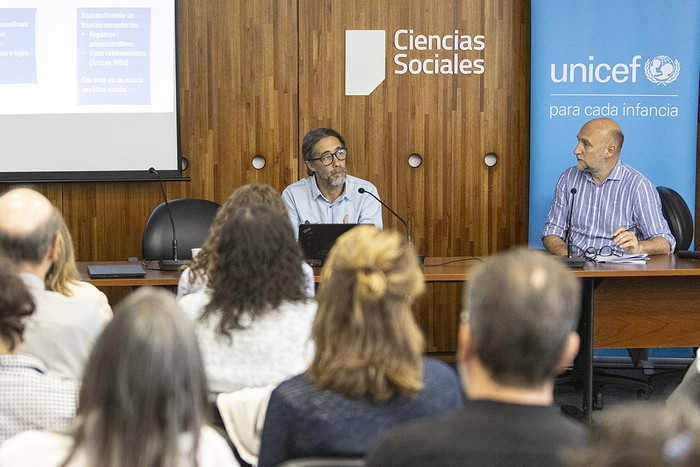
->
<box><xmin>0</xmin><ymin>354</ymin><xmax>48</xmax><ymax>374</ymax></box>
<box><xmin>310</xmin><ymin>175</ymin><xmax>349</xmax><ymax>203</ymax></box>
<box><xmin>19</xmin><ymin>271</ymin><xmax>46</xmax><ymax>291</ymax></box>
<box><xmin>582</xmin><ymin>160</ymin><xmax>623</xmax><ymax>185</ymax></box>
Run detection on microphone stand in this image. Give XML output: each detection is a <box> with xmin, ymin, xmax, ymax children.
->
<box><xmin>358</xmin><ymin>187</ymin><xmax>424</xmax><ymax>265</ymax></box>
<box><xmin>149</xmin><ymin>167</ymin><xmax>187</xmax><ymax>271</ymax></box>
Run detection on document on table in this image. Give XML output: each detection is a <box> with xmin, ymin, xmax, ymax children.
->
<box><xmin>595</xmin><ymin>253</ymin><xmax>649</xmax><ymax>264</ymax></box>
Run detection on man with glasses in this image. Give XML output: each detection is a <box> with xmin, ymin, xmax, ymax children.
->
<box><xmin>542</xmin><ymin>117</ymin><xmax>674</xmax><ymax>258</ymax></box>
<box><xmin>282</xmin><ymin>127</ymin><xmax>383</xmax><ymax>235</ymax></box>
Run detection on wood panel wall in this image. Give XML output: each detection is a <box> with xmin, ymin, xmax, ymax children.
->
<box><xmin>3</xmin><ymin>0</ymin><xmax>698</xmax><ymax>353</ymax></box>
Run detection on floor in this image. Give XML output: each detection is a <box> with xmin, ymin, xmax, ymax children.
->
<box><xmin>554</xmin><ymin>356</ymin><xmax>691</xmax><ymax>423</ymax></box>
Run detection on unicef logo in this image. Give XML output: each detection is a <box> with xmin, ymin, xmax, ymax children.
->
<box><xmin>644</xmin><ymin>55</ymin><xmax>681</xmax><ymax>85</ymax></box>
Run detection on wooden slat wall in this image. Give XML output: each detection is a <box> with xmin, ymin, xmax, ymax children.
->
<box><xmin>4</xmin><ymin>0</ymin><xmax>698</xmax><ymax>352</ymax></box>
<box><xmin>298</xmin><ymin>0</ymin><xmax>531</xmax><ymax>351</ymax></box>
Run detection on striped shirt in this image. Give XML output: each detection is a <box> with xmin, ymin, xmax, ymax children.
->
<box><xmin>542</xmin><ymin>161</ymin><xmax>675</xmax><ymax>255</ymax></box>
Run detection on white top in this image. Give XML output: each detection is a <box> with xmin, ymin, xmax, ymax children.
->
<box><xmin>179</xmin><ymin>289</ymin><xmax>316</xmax><ymax>394</ymax></box>
<box><xmin>21</xmin><ymin>273</ymin><xmax>110</xmax><ymax>380</ymax></box>
<box><xmin>177</xmin><ymin>263</ymin><xmax>317</xmax><ymax>300</ymax></box>
<box><xmin>67</xmin><ymin>281</ymin><xmax>113</xmax><ymax>320</ymax></box>
<box><xmin>0</xmin><ymin>426</ymin><xmax>239</xmax><ymax>467</ymax></box>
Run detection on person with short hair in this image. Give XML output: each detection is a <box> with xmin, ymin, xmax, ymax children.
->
<box><xmin>177</xmin><ymin>183</ymin><xmax>315</xmax><ymax>299</ymax></box>
<box><xmin>367</xmin><ymin>248</ymin><xmax>587</xmax><ymax>467</ymax></box>
<box><xmin>0</xmin><ymin>188</ymin><xmax>109</xmax><ymax>380</ymax></box>
<box><xmin>543</xmin><ymin>118</ymin><xmax>674</xmax><ymax>257</ymax></box>
<box><xmin>258</xmin><ymin>227</ymin><xmax>463</xmax><ymax>467</ymax></box>
<box><xmin>0</xmin><ymin>287</ymin><xmax>239</xmax><ymax>467</ymax></box>
<box><xmin>0</xmin><ymin>256</ymin><xmax>78</xmax><ymax>443</ymax></box>
<box><xmin>281</xmin><ymin>128</ymin><xmax>383</xmax><ymax>235</ymax></box>
<box><xmin>178</xmin><ymin>204</ymin><xmax>316</xmax><ymax>395</ymax></box>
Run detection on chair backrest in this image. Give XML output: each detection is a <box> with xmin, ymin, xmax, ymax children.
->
<box><xmin>277</xmin><ymin>459</ymin><xmax>366</xmax><ymax>467</ymax></box>
<box><xmin>656</xmin><ymin>186</ymin><xmax>693</xmax><ymax>252</ymax></box>
<box><xmin>142</xmin><ymin>198</ymin><xmax>220</xmax><ymax>261</ymax></box>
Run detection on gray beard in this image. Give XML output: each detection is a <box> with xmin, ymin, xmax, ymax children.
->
<box><xmin>328</xmin><ymin>172</ymin><xmax>347</xmax><ymax>187</ymax></box>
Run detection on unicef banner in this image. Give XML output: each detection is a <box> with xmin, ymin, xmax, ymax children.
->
<box><xmin>528</xmin><ymin>1</ymin><xmax>700</xmax><ymax>247</ymax></box>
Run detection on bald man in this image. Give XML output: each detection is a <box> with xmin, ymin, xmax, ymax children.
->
<box><xmin>542</xmin><ymin>118</ymin><xmax>674</xmax><ymax>257</ymax></box>
<box><xmin>0</xmin><ymin>188</ymin><xmax>109</xmax><ymax>380</ymax></box>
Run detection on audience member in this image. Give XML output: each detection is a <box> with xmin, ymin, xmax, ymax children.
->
<box><xmin>258</xmin><ymin>227</ymin><xmax>463</xmax><ymax>467</ymax></box>
<box><xmin>0</xmin><ymin>188</ymin><xmax>109</xmax><ymax>379</ymax></box>
<box><xmin>178</xmin><ymin>183</ymin><xmax>314</xmax><ymax>299</ymax></box>
<box><xmin>282</xmin><ymin>127</ymin><xmax>383</xmax><ymax>235</ymax></box>
<box><xmin>561</xmin><ymin>401</ymin><xmax>700</xmax><ymax>467</ymax></box>
<box><xmin>0</xmin><ymin>287</ymin><xmax>239</xmax><ymax>467</ymax></box>
<box><xmin>45</xmin><ymin>217</ymin><xmax>112</xmax><ymax>319</ymax></box>
<box><xmin>0</xmin><ymin>256</ymin><xmax>77</xmax><ymax>443</ymax></box>
<box><xmin>178</xmin><ymin>204</ymin><xmax>316</xmax><ymax>394</ymax></box>
<box><xmin>367</xmin><ymin>247</ymin><xmax>586</xmax><ymax>467</ymax></box>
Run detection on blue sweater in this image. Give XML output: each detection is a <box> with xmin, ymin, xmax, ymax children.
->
<box><xmin>258</xmin><ymin>358</ymin><xmax>465</xmax><ymax>467</ymax></box>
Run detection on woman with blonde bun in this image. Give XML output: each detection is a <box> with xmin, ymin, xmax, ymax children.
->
<box><xmin>258</xmin><ymin>226</ymin><xmax>464</xmax><ymax>467</ymax></box>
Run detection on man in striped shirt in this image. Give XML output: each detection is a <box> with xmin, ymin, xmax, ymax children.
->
<box><xmin>542</xmin><ymin>118</ymin><xmax>675</xmax><ymax>257</ymax></box>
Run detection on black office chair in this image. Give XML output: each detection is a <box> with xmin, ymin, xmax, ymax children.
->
<box><xmin>657</xmin><ymin>186</ymin><xmax>694</xmax><ymax>252</ymax></box>
<box><xmin>141</xmin><ymin>198</ymin><xmax>220</xmax><ymax>261</ymax></box>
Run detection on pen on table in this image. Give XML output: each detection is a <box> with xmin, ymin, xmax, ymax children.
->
<box><xmin>612</xmin><ymin>225</ymin><xmax>636</xmax><ymax>239</ymax></box>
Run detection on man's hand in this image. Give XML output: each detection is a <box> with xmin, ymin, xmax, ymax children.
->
<box><xmin>343</xmin><ymin>214</ymin><xmax>349</xmax><ymax>224</ymax></box>
<box><xmin>612</xmin><ymin>226</ymin><xmax>640</xmax><ymax>253</ymax></box>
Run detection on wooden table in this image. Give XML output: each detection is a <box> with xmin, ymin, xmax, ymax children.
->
<box><xmin>77</xmin><ymin>261</ymin><xmax>181</xmax><ymax>287</ymax></box>
<box><xmin>80</xmin><ymin>255</ymin><xmax>700</xmax><ymax>421</ymax></box>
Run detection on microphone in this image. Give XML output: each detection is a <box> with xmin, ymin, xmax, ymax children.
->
<box><xmin>566</xmin><ymin>188</ymin><xmax>577</xmax><ymax>258</ymax></box>
<box><xmin>149</xmin><ymin>167</ymin><xmax>186</xmax><ymax>271</ymax></box>
<box><xmin>558</xmin><ymin>187</ymin><xmax>584</xmax><ymax>268</ymax></box>
<box><xmin>358</xmin><ymin>187</ymin><xmax>423</xmax><ymax>265</ymax></box>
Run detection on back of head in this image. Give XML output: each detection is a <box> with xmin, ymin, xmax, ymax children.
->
<box><xmin>70</xmin><ymin>287</ymin><xmax>208</xmax><ymax>467</ymax></box>
<box><xmin>188</xmin><ymin>183</ymin><xmax>286</xmax><ymax>282</ymax></box>
<box><xmin>0</xmin><ymin>256</ymin><xmax>35</xmax><ymax>351</ymax></box>
<box><xmin>562</xmin><ymin>401</ymin><xmax>700</xmax><ymax>467</ymax></box>
<box><xmin>309</xmin><ymin>226</ymin><xmax>425</xmax><ymax>401</ymax></box>
<box><xmin>45</xmin><ymin>217</ymin><xmax>80</xmax><ymax>295</ymax></box>
<box><xmin>463</xmin><ymin>247</ymin><xmax>581</xmax><ymax>387</ymax></box>
<box><xmin>0</xmin><ymin>188</ymin><xmax>61</xmax><ymax>264</ymax></box>
<box><xmin>205</xmin><ymin>203</ymin><xmax>307</xmax><ymax>333</ymax></box>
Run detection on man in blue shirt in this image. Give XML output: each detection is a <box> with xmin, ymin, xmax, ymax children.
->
<box><xmin>542</xmin><ymin>118</ymin><xmax>674</xmax><ymax>257</ymax></box>
<box><xmin>282</xmin><ymin>128</ymin><xmax>383</xmax><ymax>236</ymax></box>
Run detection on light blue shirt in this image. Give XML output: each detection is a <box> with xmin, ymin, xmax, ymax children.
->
<box><xmin>542</xmin><ymin>161</ymin><xmax>675</xmax><ymax>255</ymax></box>
<box><xmin>282</xmin><ymin>175</ymin><xmax>383</xmax><ymax>237</ymax></box>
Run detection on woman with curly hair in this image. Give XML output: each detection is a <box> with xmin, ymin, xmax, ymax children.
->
<box><xmin>177</xmin><ymin>183</ymin><xmax>314</xmax><ymax>299</ymax></box>
<box><xmin>258</xmin><ymin>226</ymin><xmax>464</xmax><ymax>466</ymax></box>
<box><xmin>178</xmin><ymin>204</ymin><xmax>315</xmax><ymax>394</ymax></box>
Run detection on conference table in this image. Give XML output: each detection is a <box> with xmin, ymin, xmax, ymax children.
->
<box><xmin>78</xmin><ymin>254</ymin><xmax>700</xmax><ymax>421</ymax></box>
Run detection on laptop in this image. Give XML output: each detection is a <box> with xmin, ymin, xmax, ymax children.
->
<box><xmin>298</xmin><ymin>223</ymin><xmax>362</xmax><ymax>267</ymax></box>
<box><xmin>87</xmin><ymin>264</ymin><xmax>147</xmax><ymax>279</ymax></box>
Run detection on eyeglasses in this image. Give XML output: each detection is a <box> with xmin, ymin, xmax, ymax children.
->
<box><xmin>582</xmin><ymin>245</ymin><xmax>623</xmax><ymax>261</ymax></box>
<box><xmin>309</xmin><ymin>148</ymin><xmax>347</xmax><ymax>166</ymax></box>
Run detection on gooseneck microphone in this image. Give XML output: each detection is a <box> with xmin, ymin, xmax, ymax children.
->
<box><xmin>149</xmin><ymin>167</ymin><xmax>185</xmax><ymax>270</ymax></box>
<box><xmin>566</xmin><ymin>187</ymin><xmax>577</xmax><ymax>259</ymax></box>
<box><xmin>358</xmin><ymin>188</ymin><xmax>424</xmax><ymax>265</ymax></box>
<box><xmin>358</xmin><ymin>187</ymin><xmax>412</xmax><ymax>244</ymax></box>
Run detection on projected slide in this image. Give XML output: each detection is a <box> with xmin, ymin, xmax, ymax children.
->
<box><xmin>0</xmin><ymin>2</ymin><xmax>178</xmax><ymax>179</ymax></box>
